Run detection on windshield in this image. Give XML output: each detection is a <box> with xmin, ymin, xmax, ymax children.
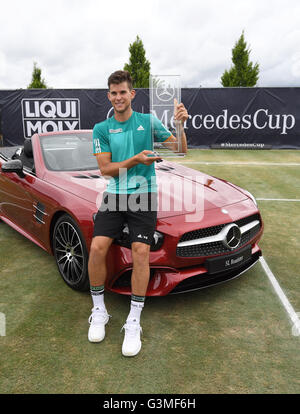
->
<box><xmin>40</xmin><ymin>132</ymin><xmax>99</xmax><ymax>171</ymax></box>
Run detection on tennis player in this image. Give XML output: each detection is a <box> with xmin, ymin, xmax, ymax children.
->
<box><xmin>88</xmin><ymin>70</ymin><xmax>188</xmax><ymax>356</ymax></box>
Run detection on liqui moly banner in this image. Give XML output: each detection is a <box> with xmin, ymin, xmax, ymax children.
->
<box><xmin>0</xmin><ymin>87</ymin><xmax>299</xmax><ymax>148</ymax></box>
<box><xmin>21</xmin><ymin>98</ymin><xmax>80</xmax><ymax>138</ymax></box>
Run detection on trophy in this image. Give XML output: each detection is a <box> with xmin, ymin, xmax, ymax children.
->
<box><xmin>149</xmin><ymin>74</ymin><xmax>185</xmax><ymax>157</ymax></box>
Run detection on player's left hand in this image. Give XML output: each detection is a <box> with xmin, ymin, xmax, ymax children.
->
<box><xmin>174</xmin><ymin>99</ymin><xmax>189</xmax><ymax>124</ymax></box>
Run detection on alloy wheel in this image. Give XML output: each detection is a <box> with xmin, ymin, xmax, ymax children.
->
<box><xmin>54</xmin><ymin>220</ymin><xmax>85</xmax><ymax>286</ymax></box>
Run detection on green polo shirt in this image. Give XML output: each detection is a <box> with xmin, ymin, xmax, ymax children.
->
<box><xmin>93</xmin><ymin>111</ymin><xmax>172</xmax><ymax>194</ymax></box>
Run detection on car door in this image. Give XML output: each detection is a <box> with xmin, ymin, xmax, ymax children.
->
<box><xmin>0</xmin><ymin>166</ymin><xmax>35</xmax><ymax>234</ymax></box>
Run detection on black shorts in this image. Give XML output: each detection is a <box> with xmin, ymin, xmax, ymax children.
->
<box><xmin>93</xmin><ymin>192</ymin><xmax>158</xmax><ymax>245</ymax></box>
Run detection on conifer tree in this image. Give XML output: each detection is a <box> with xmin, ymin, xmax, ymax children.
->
<box><xmin>27</xmin><ymin>62</ymin><xmax>47</xmax><ymax>89</ymax></box>
<box><xmin>124</xmin><ymin>36</ymin><xmax>151</xmax><ymax>88</ymax></box>
<box><xmin>221</xmin><ymin>31</ymin><xmax>259</xmax><ymax>87</ymax></box>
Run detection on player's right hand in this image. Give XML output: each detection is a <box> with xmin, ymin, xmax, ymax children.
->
<box><xmin>135</xmin><ymin>150</ymin><xmax>162</xmax><ymax>165</ymax></box>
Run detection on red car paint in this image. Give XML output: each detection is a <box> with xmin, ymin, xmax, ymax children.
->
<box><xmin>0</xmin><ymin>130</ymin><xmax>263</xmax><ymax>295</ymax></box>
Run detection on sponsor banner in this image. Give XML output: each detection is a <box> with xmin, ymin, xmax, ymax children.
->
<box><xmin>21</xmin><ymin>98</ymin><xmax>80</xmax><ymax>138</ymax></box>
<box><xmin>0</xmin><ymin>87</ymin><xmax>300</xmax><ymax>148</ymax></box>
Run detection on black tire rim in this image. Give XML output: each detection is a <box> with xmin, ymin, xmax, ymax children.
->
<box><xmin>54</xmin><ymin>221</ymin><xmax>84</xmax><ymax>285</ymax></box>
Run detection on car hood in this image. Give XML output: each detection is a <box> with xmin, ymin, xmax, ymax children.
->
<box><xmin>43</xmin><ymin>161</ymin><xmax>249</xmax><ymax>218</ymax></box>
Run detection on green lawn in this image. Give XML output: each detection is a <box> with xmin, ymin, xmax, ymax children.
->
<box><xmin>0</xmin><ymin>150</ymin><xmax>299</xmax><ymax>394</ymax></box>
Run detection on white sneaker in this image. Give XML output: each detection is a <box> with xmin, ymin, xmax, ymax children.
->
<box><xmin>121</xmin><ymin>318</ymin><xmax>142</xmax><ymax>357</ymax></box>
<box><xmin>88</xmin><ymin>307</ymin><xmax>110</xmax><ymax>343</ymax></box>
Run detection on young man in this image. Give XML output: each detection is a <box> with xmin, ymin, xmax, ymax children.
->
<box><xmin>88</xmin><ymin>70</ymin><xmax>188</xmax><ymax>357</ymax></box>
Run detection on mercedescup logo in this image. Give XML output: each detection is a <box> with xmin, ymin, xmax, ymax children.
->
<box><xmin>189</xmin><ymin>109</ymin><xmax>295</xmax><ymax>135</ymax></box>
<box><xmin>21</xmin><ymin>98</ymin><xmax>81</xmax><ymax>138</ymax></box>
<box><xmin>152</xmin><ymin>108</ymin><xmax>296</xmax><ymax>135</ymax></box>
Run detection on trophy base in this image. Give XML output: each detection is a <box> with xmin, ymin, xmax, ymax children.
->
<box><xmin>156</xmin><ymin>153</ymin><xmax>186</xmax><ymax>158</ymax></box>
<box><xmin>147</xmin><ymin>151</ymin><xmax>186</xmax><ymax>158</ymax></box>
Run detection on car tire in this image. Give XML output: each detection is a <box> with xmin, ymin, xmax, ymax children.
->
<box><xmin>53</xmin><ymin>214</ymin><xmax>89</xmax><ymax>291</ymax></box>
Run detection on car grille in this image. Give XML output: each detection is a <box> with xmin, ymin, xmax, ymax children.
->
<box><xmin>176</xmin><ymin>213</ymin><xmax>261</xmax><ymax>257</ymax></box>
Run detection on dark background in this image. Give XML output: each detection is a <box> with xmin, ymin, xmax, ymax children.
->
<box><xmin>0</xmin><ymin>87</ymin><xmax>299</xmax><ymax>148</ymax></box>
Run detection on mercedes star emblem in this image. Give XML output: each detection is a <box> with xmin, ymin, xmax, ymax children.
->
<box><xmin>155</xmin><ymin>84</ymin><xmax>175</xmax><ymax>102</ymax></box>
<box><xmin>222</xmin><ymin>223</ymin><xmax>242</xmax><ymax>250</ymax></box>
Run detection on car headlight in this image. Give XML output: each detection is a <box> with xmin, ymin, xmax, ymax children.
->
<box><xmin>247</xmin><ymin>191</ymin><xmax>258</xmax><ymax>207</ymax></box>
<box><xmin>152</xmin><ymin>231</ymin><xmax>164</xmax><ymax>251</ymax></box>
<box><xmin>230</xmin><ymin>183</ymin><xmax>258</xmax><ymax>208</ymax></box>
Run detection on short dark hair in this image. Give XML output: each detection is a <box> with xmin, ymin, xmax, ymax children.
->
<box><xmin>108</xmin><ymin>70</ymin><xmax>133</xmax><ymax>90</ymax></box>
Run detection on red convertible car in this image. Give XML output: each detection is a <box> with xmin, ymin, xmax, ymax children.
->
<box><xmin>0</xmin><ymin>130</ymin><xmax>263</xmax><ymax>296</ymax></box>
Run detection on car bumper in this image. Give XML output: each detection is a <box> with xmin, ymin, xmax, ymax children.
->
<box><xmin>109</xmin><ymin>243</ymin><xmax>262</xmax><ymax>296</ymax></box>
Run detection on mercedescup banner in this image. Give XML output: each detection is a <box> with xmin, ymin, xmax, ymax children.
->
<box><xmin>0</xmin><ymin>87</ymin><xmax>299</xmax><ymax>148</ymax></box>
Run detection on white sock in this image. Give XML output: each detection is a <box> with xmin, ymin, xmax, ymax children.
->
<box><xmin>127</xmin><ymin>294</ymin><xmax>145</xmax><ymax>324</ymax></box>
<box><xmin>90</xmin><ymin>285</ymin><xmax>106</xmax><ymax>310</ymax></box>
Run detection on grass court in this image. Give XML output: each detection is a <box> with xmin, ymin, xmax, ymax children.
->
<box><xmin>0</xmin><ymin>149</ymin><xmax>299</xmax><ymax>394</ymax></box>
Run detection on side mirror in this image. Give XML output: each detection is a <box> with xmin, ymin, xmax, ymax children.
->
<box><xmin>1</xmin><ymin>159</ymin><xmax>25</xmax><ymax>178</ymax></box>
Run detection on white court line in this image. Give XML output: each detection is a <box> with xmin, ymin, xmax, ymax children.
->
<box><xmin>177</xmin><ymin>161</ymin><xmax>300</xmax><ymax>166</ymax></box>
<box><xmin>259</xmin><ymin>256</ymin><xmax>300</xmax><ymax>336</ymax></box>
<box><xmin>257</xmin><ymin>198</ymin><xmax>300</xmax><ymax>202</ymax></box>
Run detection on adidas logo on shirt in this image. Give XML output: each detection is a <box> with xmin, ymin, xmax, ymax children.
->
<box><xmin>137</xmin><ymin>125</ymin><xmax>144</xmax><ymax>131</ymax></box>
